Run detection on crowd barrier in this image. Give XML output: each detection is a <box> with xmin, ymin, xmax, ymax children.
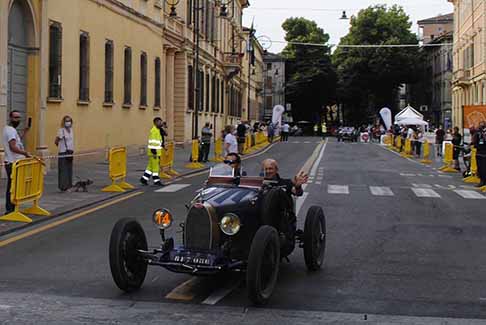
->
<box><xmin>400</xmin><ymin>139</ymin><xmax>413</xmax><ymax>158</ymax></box>
<box><xmin>159</xmin><ymin>142</ymin><xmax>180</xmax><ymax>179</ymax></box>
<box><xmin>464</xmin><ymin>148</ymin><xmax>480</xmax><ymax>184</ymax></box>
<box><xmin>439</xmin><ymin>143</ymin><xmax>458</xmax><ymax>173</ymax></box>
<box><xmin>0</xmin><ymin>157</ymin><xmax>50</xmax><ymax>223</ymax></box>
<box><xmin>102</xmin><ymin>147</ymin><xmax>135</xmax><ymax>193</ymax></box>
<box><xmin>211</xmin><ymin>138</ymin><xmax>224</xmax><ymax>163</ymax></box>
<box><xmin>420</xmin><ymin>140</ymin><xmax>432</xmax><ymax>165</ymax></box>
<box><xmin>185</xmin><ymin>139</ymin><xmax>205</xmax><ymax>169</ymax></box>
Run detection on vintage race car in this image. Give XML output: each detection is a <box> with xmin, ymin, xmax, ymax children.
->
<box><xmin>108</xmin><ymin>164</ymin><xmax>326</xmax><ymax>305</ymax></box>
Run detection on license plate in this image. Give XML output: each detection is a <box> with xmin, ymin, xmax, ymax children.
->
<box><xmin>173</xmin><ymin>254</ymin><xmax>211</xmax><ymax>265</ymax></box>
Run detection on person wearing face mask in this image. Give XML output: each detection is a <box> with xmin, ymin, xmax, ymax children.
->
<box><xmin>3</xmin><ymin>110</ymin><xmax>30</xmax><ymax>213</ymax></box>
<box><xmin>55</xmin><ymin>115</ymin><xmax>75</xmax><ymax>192</ymax></box>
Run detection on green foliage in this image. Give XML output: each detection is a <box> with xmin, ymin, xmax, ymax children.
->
<box><xmin>333</xmin><ymin>5</ymin><xmax>422</xmax><ymax>124</ymax></box>
<box><xmin>281</xmin><ymin>17</ymin><xmax>336</xmax><ymax>122</ymax></box>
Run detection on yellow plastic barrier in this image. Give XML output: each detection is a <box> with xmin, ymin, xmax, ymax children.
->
<box><xmin>158</xmin><ymin>147</ymin><xmax>173</xmax><ymax>179</ymax></box>
<box><xmin>464</xmin><ymin>148</ymin><xmax>480</xmax><ymax>184</ymax></box>
<box><xmin>439</xmin><ymin>142</ymin><xmax>458</xmax><ymax>173</ymax></box>
<box><xmin>401</xmin><ymin>139</ymin><xmax>413</xmax><ymax>158</ymax></box>
<box><xmin>210</xmin><ymin>138</ymin><xmax>224</xmax><ymax>162</ymax></box>
<box><xmin>0</xmin><ymin>158</ymin><xmax>50</xmax><ymax>223</ymax></box>
<box><xmin>244</xmin><ymin>134</ymin><xmax>254</xmax><ymax>154</ymax></box>
<box><xmin>166</xmin><ymin>142</ymin><xmax>180</xmax><ymax>176</ymax></box>
<box><xmin>102</xmin><ymin>147</ymin><xmax>135</xmax><ymax>192</ymax></box>
<box><xmin>421</xmin><ymin>140</ymin><xmax>432</xmax><ymax>164</ymax></box>
<box><xmin>185</xmin><ymin>139</ymin><xmax>204</xmax><ymax>169</ymax></box>
<box><xmin>384</xmin><ymin>134</ymin><xmax>392</xmax><ymax>147</ymax></box>
<box><xmin>394</xmin><ymin>136</ymin><xmax>402</xmax><ymax>152</ymax></box>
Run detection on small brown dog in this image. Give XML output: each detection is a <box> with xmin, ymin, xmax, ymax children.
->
<box><xmin>72</xmin><ymin>178</ymin><xmax>93</xmax><ymax>192</ymax></box>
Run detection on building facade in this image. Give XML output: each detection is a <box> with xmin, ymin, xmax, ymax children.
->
<box><xmin>262</xmin><ymin>52</ymin><xmax>285</xmax><ymax>122</ymax></box>
<box><xmin>0</xmin><ymin>0</ymin><xmax>263</xmax><ymax>160</ymax></box>
<box><xmin>418</xmin><ymin>13</ymin><xmax>453</xmax><ymax>127</ymax></box>
<box><xmin>448</xmin><ymin>0</ymin><xmax>486</xmax><ymax>130</ymax></box>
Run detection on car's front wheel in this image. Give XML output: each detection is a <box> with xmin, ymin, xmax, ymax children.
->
<box><xmin>109</xmin><ymin>218</ymin><xmax>148</xmax><ymax>292</ymax></box>
<box><xmin>247</xmin><ymin>225</ymin><xmax>280</xmax><ymax>305</ymax></box>
<box><xmin>303</xmin><ymin>206</ymin><xmax>326</xmax><ymax>271</ymax></box>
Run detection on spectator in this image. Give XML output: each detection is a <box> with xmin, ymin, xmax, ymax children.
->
<box><xmin>200</xmin><ymin>122</ymin><xmax>212</xmax><ymax>163</ymax></box>
<box><xmin>236</xmin><ymin>122</ymin><xmax>246</xmax><ymax>154</ymax></box>
<box><xmin>268</xmin><ymin>122</ymin><xmax>275</xmax><ymax>143</ymax></box>
<box><xmin>452</xmin><ymin>126</ymin><xmax>462</xmax><ymax>171</ymax></box>
<box><xmin>224</xmin><ymin>125</ymin><xmax>238</xmax><ymax>156</ymax></box>
<box><xmin>55</xmin><ymin>115</ymin><xmax>75</xmax><ymax>192</ymax></box>
<box><xmin>415</xmin><ymin>127</ymin><xmax>424</xmax><ymax>157</ymax></box>
<box><xmin>473</xmin><ymin>121</ymin><xmax>486</xmax><ymax>187</ymax></box>
<box><xmin>435</xmin><ymin>125</ymin><xmax>445</xmax><ymax>157</ymax></box>
<box><xmin>3</xmin><ymin>110</ymin><xmax>30</xmax><ymax>213</ymax></box>
<box><xmin>281</xmin><ymin>122</ymin><xmax>290</xmax><ymax>142</ymax></box>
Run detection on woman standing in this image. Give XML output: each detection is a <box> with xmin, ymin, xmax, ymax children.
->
<box><xmin>223</xmin><ymin>125</ymin><xmax>238</xmax><ymax>156</ymax></box>
<box><xmin>452</xmin><ymin>126</ymin><xmax>462</xmax><ymax>171</ymax></box>
<box><xmin>55</xmin><ymin>116</ymin><xmax>74</xmax><ymax>191</ymax></box>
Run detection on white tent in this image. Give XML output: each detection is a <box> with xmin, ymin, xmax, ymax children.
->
<box><xmin>394</xmin><ymin>105</ymin><xmax>428</xmax><ymax>126</ymax></box>
<box><xmin>396</xmin><ymin>117</ymin><xmax>428</xmax><ymax>126</ymax></box>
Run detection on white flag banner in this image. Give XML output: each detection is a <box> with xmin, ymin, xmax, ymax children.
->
<box><xmin>272</xmin><ymin>105</ymin><xmax>285</xmax><ymax>127</ymax></box>
<box><xmin>379</xmin><ymin>107</ymin><xmax>392</xmax><ymax>130</ymax></box>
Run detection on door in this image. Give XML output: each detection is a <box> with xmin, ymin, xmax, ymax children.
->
<box><xmin>7</xmin><ymin>46</ymin><xmax>28</xmax><ymax>132</ymax></box>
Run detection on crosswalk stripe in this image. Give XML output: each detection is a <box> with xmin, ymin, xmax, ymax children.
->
<box><xmin>369</xmin><ymin>186</ymin><xmax>394</xmax><ymax>196</ymax></box>
<box><xmin>454</xmin><ymin>190</ymin><xmax>486</xmax><ymax>199</ymax></box>
<box><xmin>328</xmin><ymin>185</ymin><xmax>349</xmax><ymax>194</ymax></box>
<box><xmin>411</xmin><ymin>183</ymin><xmax>432</xmax><ymax>188</ymax></box>
<box><xmin>411</xmin><ymin>188</ymin><xmax>441</xmax><ymax>198</ymax></box>
<box><xmin>155</xmin><ymin>184</ymin><xmax>191</xmax><ymax>193</ymax></box>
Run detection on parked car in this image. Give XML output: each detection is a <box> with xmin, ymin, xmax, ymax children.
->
<box><xmin>338</xmin><ymin>127</ymin><xmax>359</xmax><ymax>142</ymax></box>
<box><xmin>108</xmin><ymin>164</ymin><xmax>327</xmax><ymax>305</ymax></box>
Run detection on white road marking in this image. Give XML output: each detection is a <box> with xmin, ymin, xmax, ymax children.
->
<box><xmin>155</xmin><ymin>184</ymin><xmax>191</xmax><ymax>193</ymax></box>
<box><xmin>296</xmin><ymin>192</ymin><xmax>309</xmax><ymax>216</ymax></box>
<box><xmin>412</xmin><ymin>188</ymin><xmax>441</xmax><ymax>198</ymax></box>
<box><xmin>434</xmin><ymin>184</ymin><xmax>456</xmax><ymax>190</ymax></box>
<box><xmin>369</xmin><ymin>186</ymin><xmax>394</xmax><ymax>196</ymax></box>
<box><xmin>411</xmin><ymin>183</ymin><xmax>433</xmax><ymax>188</ymax></box>
<box><xmin>438</xmin><ymin>175</ymin><xmax>453</xmax><ymax>178</ymax></box>
<box><xmin>315</xmin><ymin>181</ymin><xmax>322</xmax><ymax>185</ymax></box>
<box><xmin>454</xmin><ymin>190</ymin><xmax>486</xmax><ymax>199</ymax></box>
<box><xmin>304</xmin><ymin>141</ymin><xmax>311</xmax><ymax>144</ymax></box>
<box><xmin>328</xmin><ymin>185</ymin><xmax>349</xmax><ymax>194</ymax></box>
<box><xmin>400</xmin><ymin>173</ymin><xmax>416</xmax><ymax>177</ymax></box>
<box><xmin>201</xmin><ymin>280</ymin><xmax>242</xmax><ymax>305</ymax></box>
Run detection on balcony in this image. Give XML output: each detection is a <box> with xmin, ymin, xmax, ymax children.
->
<box><xmin>223</xmin><ymin>52</ymin><xmax>243</xmax><ymax>79</ymax></box>
<box><xmin>453</xmin><ymin>69</ymin><xmax>471</xmax><ymax>87</ymax></box>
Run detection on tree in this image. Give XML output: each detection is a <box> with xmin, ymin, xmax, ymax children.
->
<box><xmin>281</xmin><ymin>18</ymin><xmax>337</xmax><ymax>123</ymax></box>
<box><xmin>333</xmin><ymin>5</ymin><xmax>423</xmax><ymax>125</ymax></box>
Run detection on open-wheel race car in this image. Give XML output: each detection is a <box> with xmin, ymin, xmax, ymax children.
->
<box><xmin>108</xmin><ymin>164</ymin><xmax>326</xmax><ymax>305</ymax></box>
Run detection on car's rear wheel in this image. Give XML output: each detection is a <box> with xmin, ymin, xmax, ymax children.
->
<box><xmin>109</xmin><ymin>218</ymin><xmax>148</xmax><ymax>292</ymax></box>
<box><xmin>303</xmin><ymin>206</ymin><xmax>326</xmax><ymax>271</ymax></box>
<box><xmin>247</xmin><ymin>225</ymin><xmax>280</xmax><ymax>305</ymax></box>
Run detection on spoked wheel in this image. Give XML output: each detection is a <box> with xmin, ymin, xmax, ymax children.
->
<box><xmin>109</xmin><ymin>218</ymin><xmax>148</xmax><ymax>292</ymax></box>
<box><xmin>247</xmin><ymin>226</ymin><xmax>280</xmax><ymax>305</ymax></box>
<box><xmin>303</xmin><ymin>206</ymin><xmax>326</xmax><ymax>271</ymax></box>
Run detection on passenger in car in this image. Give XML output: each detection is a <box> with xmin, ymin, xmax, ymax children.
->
<box><xmin>261</xmin><ymin>159</ymin><xmax>308</xmax><ymax>196</ymax></box>
<box><xmin>224</xmin><ymin>152</ymin><xmax>246</xmax><ymax>177</ymax></box>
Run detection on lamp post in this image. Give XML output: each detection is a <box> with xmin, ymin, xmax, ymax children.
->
<box><xmin>165</xmin><ymin>0</ymin><xmax>180</xmax><ymax>17</ymax></box>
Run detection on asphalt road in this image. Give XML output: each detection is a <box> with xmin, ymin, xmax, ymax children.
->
<box><xmin>1</xmin><ymin>137</ymin><xmax>486</xmax><ymax>323</ymax></box>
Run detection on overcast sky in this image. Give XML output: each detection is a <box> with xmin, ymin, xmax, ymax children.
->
<box><xmin>243</xmin><ymin>0</ymin><xmax>453</xmax><ymax>53</ymax></box>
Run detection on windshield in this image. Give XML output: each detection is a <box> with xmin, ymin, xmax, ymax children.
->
<box><xmin>209</xmin><ymin>164</ymin><xmax>235</xmax><ymax>177</ymax></box>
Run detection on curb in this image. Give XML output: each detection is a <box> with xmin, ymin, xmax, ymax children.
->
<box><xmin>0</xmin><ymin>142</ymin><xmax>278</xmax><ymax>238</ymax></box>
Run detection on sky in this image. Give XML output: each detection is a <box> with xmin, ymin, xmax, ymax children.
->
<box><xmin>243</xmin><ymin>0</ymin><xmax>454</xmax><ymax>53</ymax></box>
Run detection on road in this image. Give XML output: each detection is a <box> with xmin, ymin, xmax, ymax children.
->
<box><xmin>1</xmin><ymin>137</ymin><xmax>486</xmax><ymax>324</ymax></box>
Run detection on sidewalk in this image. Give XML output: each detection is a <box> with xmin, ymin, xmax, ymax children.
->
<box><xmin>0</xmin><ymin>142</ymin><xmax>268</xmax><ymax>236</ymax></box>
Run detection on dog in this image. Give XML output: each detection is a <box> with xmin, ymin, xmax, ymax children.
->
<box><xmin>72</xmin><ymin>177</ymin><xmax>93</xmax><ymax>192</ymax></box>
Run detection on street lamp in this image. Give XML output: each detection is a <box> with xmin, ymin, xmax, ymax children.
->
<box><xmin>165</xmin><ymin>0</ymin><xmax>180</xmax><ymax>17</ymax></box>
<box><xmin>218</xmin><ymin>0</ymin><xmax>233</xmax><ymax>17</ymax></box>
<box><xmin>340</xmin><ymin>10</ymin><xmax>349</xmax><ymax>20</ymax></box>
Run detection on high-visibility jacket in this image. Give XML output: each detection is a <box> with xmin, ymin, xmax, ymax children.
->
<box><xmin>147</xmin><ymin>126</ymin><xmax>163</xmax><ymax>156</ymax></box>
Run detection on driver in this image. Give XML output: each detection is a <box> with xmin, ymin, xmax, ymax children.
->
<box><xmin>224</xmin><ymin>152</ymin><xmax>246</xmax><ymax>177</ymax></box>
<box><xmin>262</xmin><ymin>159</ymin><xmax>308</xmax><ymax>197</ymax></box>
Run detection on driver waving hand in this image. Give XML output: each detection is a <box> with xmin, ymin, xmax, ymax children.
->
<box><xmin>262</xmin><ymin>159</ymin><xmax>309</xmax><ymax>196</ymax></box>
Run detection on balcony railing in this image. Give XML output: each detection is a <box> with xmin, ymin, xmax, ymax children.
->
<box><xmin>453</xmin><ymin>68</ymin><xmax>471</xmax><ymax>87</ymax></box>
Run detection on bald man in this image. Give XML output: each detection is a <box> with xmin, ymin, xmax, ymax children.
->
<box><xmin>262</xmin><ymin>159</ymin><xmax>308</xmax><ymax>196</ymax></box>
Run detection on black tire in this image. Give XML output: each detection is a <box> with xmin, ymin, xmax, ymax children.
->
<box><xmin>247</xmin><ymin>226</ymin><xmax>280</xmax><ymax>305</ymax></box>
<box><xmin>109</xmin><ymin>218</ymin><xmax>148</xmax><ymax>292</ymax></box>
<box><xmin>303</xmin><ymin>206</ymin><xmax>326</xmax><ymax>271</ymax></box>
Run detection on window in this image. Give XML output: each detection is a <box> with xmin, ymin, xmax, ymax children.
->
<box><xmin>187</xmin><ymin>0</ymin><xmax>193</xmax><ymax>26</ymax></box>
<box><xmin>220</xmin><ymin>79</ymin><xmax>224</xmax><ymax>114</ymax></box>
<box><xmin>267</xmin><ymin>63</ymin><xmax>272</xmax><ymax>70</ymax></box>
<box><xmin>48</xmin><ymin>22</ymin><xmax>62</xmax><ymax>99</ymax></box>
<box><xmin>155</xmin><ymin>57</ymin><xmax>161</xmax><ymax>107</ymax></box>
<box><xmin>211</xmin><ymin>75</ymin><xmax>216</xmax><ymax>112</ymax></box>
<box><xmin>123</xmin><ymin>47</ymin><xmax>132</xmax><ymax>105</ymax></box>
<box><xmin>215</xmin><ymin>77</ymin><xmax>220</xmax><ymax>113</ymax></box>
<box><xmin>104</xmin><ymin>40</ymin><xmax>114</xmax><ymax>103</ymax></box>
<box><xmin>140</xmin><ymin>52</ymin><xmax>147</xmax><ymax>107</ymax></box>
<box><xmin>205</xmin><ymin>73</ymin><xmax>210</xmax><ymax>112</ymax></box>
<box><xmin>198</xmin><ymin>70</ymin><xmax>204</xmax><ymax>111</ymax></box>
<box><xmin>188</xmin><ymin>65</ymin><xmax>194</xmax><ymax>110</ymax></box>
<box><xmin>79</xmin><ymin>32</ymin><xmax>90</xmax><ymax>101</ymax></box>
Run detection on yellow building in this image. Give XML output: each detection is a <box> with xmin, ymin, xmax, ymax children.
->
<box><xmin>0</xmin><ymin>0</ymin><xmax>263</xmax><ymax>161</ymax></box>
<box><xmin>448</xmin><ymin>0</ymin><xmax>486</xmax><ymax>130</ymax></box>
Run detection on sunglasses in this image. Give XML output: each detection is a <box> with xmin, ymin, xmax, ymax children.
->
<box><xmin>224</xmin><ymin>160</ymin><xmax>237</xmax><ymax>165</ymax></box>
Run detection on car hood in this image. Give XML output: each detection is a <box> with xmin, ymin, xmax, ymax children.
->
<box><xmin>199</xmin><ymin>186</ymin><xmax>259</xmax><ymax>208</ymax></box>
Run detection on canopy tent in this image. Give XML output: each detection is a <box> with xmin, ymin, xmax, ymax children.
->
<box><xmin>394</xmin><ymin>105</ymin><xmax>428</xmax><ymax>126</ymax></box>
<box><xmin>396</xmin><ymin>117</ymin><xmax>428</xmax><ymax>126</ymax></box>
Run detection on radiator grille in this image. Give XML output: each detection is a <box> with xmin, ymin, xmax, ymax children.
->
<box><xmin>185</xmin><ymin>206</ymin><xmax>212</xmax><ymax>250</ymax></box>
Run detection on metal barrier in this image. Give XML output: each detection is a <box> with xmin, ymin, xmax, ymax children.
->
<box><xmin>438</xmin><ymin>142</ymin><xmax>458</xmax><ymax>173</ymax></box>
<box><xmin>0</xmin><ymin>157</ymin><xmax>50</xmax><ymax>223</ymax></box>
<box><xmin>464</xmin><ymin>148</ymin><xmax>481</xmax><ymax>184</ymax></box>
<box><xmin>210</xmin><ymin>138</ymin><xmax>224</xmax><ymax>162</ymax></box>
<box><xmin>420</xmin><ymin>140</ymin><xmax>432</xmax><ymax>164</ymax></box>
<box><xmin>102</xmin><ymin>147</ymin><xmax>135</xmax><ymax>192</ymax></box>
<box><xmin>185</xmin><ymin>139</ymin><xmax>204</xmax><ymax>169</ymax></box>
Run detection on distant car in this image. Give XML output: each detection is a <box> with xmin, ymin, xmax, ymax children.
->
<box><xmin>338</xmin><ymin>127</ymin><xmax>359</xmax><ymax>142</ymax></box>
<box><xmin>108</xmin><ymin>164</ymin><xmax>327</xmax><ymax>305</ymax></box>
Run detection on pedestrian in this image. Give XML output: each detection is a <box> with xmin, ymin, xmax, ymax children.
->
<box><xmin>54</xmin><ymin>115</ymin><xmax>75</xmax><ymax>192</ymax></box>
<box><xmin>268</xmin><ymin>122</ymin><xmax>275</xmax><ymax>143</ymax></box>
<box><xmin>236</xmin><ymin>121</ymin><xmax>246</xmax><ymax>154</ymax></box>
<box><xmin>282</xmin><ymin>122</ymin><xmax>290</xmax><ymax>142</ymax></box>
<box><xmin>2</xmin><ymin>110</ymin><xmax>30</xmax><ymax>213</ymax></box>
<box><xmin>200</xmin><ymin>122</ymin><xmax>212</xmax><ymax>163</ymax></box>
<box><xmin>452</xmin><ymin>126</ymin><xmax>462</xmax><ymax>171</ymax></box>
<box><xmin>415</xmin><ymin>127</ymin><xmax>424</xmax><ymax>157</ymax></box>
<box><xmin>140</xmin><ymin>117</ymin><xmax>165</xmax><ymax>186</ymax></box>
<box><xmin>313</xmin><ymin>124</ymin><xmax>318</xmax><ymax>136</ymax></box>
<box><xmin>224</xmin><ymin>125</ymin><xmax>238</xmax><ymax>156</ymax></box>
<box><xmin>473</xmin><ymin>121</ymin><xmax>486</xmax><ymax>187</ymax></box>
<box><xmin>435</xmin><ymin>125</ymin><xmax>445</xmax><ymax>157</ymax></box>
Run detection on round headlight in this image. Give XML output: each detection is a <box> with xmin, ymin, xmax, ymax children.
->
<box><xmin>219</xmin><ymin>213</ymin><xmax>241</xmax><ymax>236</ymax></box>
<box><xmin>152</xmin><ymin>209</ymin><xmax>173</xmax><ymax>229</ymax></box>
